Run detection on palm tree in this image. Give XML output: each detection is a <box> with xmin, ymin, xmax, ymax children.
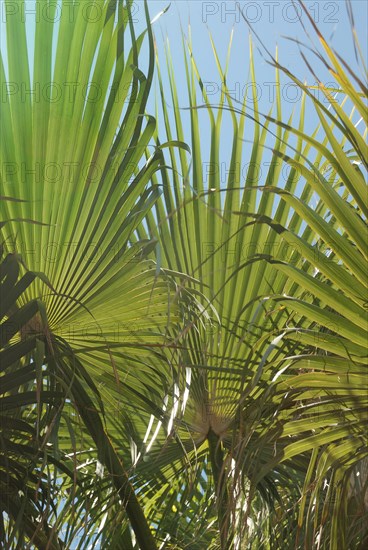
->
<box><xmin>128</xmin><ymin>3</ymin><xmax>367</xmax><ymax>548</ymax></box>
<box><xmin>0</xmin><ymin>230</ymin><xmax>66</xmax><ymax>549</ymax></box>
<box><xmin>1</xmin><ymin>0</ymin><xmax>366</xmax><ymax>548</ymax></box>
<box><xmin>1</xmin><ymin>1</ymin><xmax>183</xmax><ymax>547</ymax></box>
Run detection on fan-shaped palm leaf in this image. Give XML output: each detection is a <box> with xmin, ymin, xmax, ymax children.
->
<box><xmin>129</xmin><ymin>5</ymin><xmax>367</xmax><ymax>548</ymax></box>
<box><xmin>0</xmin><ymin>1</ymin><xmax>185</xmax><ymax>547</ymax></box>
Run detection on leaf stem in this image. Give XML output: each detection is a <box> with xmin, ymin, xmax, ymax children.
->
<box><xmin>207</xmin><ymin>428</ymin><xmax>231</xmax><ymax>550</ymax></box>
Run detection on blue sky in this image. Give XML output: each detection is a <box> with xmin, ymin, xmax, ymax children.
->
<box><xmin>2</xmin><ymin>0</ymin><xmax>366</xmax><ymax>126</ymax></box>
<box><xmin>149</xmin><ymin>0</ymin><xmax>367</xmax><ymax>111</ymax></box>
<box><xmin>1</xmin><ymin>0</ymin><xmax>367</xmax><ymax>193</ymax></box>
<box><xmin>145</xmin><ymin>0</ymin><xmax>367</xmax><ymax>198</ymax></box>
<box><xmin>2</xmin><ymin>0</ymin><xmax>366</xmax><ymax>116</ymax></box>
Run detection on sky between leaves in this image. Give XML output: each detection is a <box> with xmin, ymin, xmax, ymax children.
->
<box><xmin>1</xmin><ymin>0</ymin><xmax>367</xmax><ymax>193</ymax></box>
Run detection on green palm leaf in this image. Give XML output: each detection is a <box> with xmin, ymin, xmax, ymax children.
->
<box><xmin>0</xmin><ymin>238</ymin><xmax>66</xmax><ymax>549</ymax></box>
<box><xmin>0</xmin><ymin>1</ymin><xmax>184</xmax><ymax>547</ymax></box>
<box><xmin>130</xmin><ymin>6</ymin><xmax>367</xmax><ymax>548</ymax></box>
